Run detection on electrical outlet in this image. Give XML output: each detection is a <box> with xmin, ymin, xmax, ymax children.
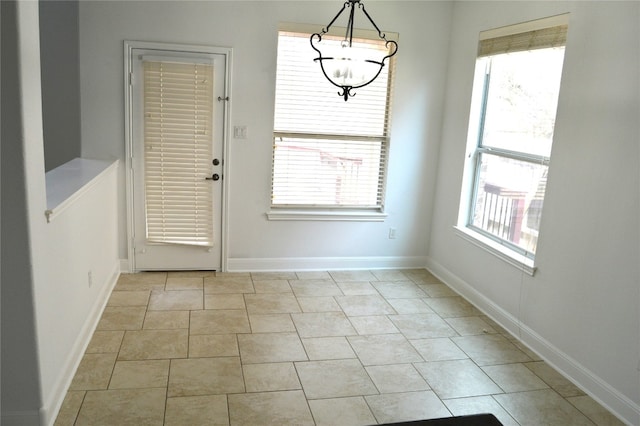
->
<box><xmin>88</xmin><ymin>271</ymin><xmax>93</xmax><ymax>288</ymax></box>
<box><xmin>233</xmin><ymin>125</ymin><xmax>248</xmax><ymax>139</ymax></box>
<box><xmin>388</xmin><ymin>228</ymin><xmax>397</xmax><ymax>239</ymax></box>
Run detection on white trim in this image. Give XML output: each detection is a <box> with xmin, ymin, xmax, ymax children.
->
<box><xmin>454</xmin><ymin>225</ymin><xmax>536</xmax><ymax>276</ymax></box>
<box><xmin>425</xmin><ymin>256</ymin><xmax>639</xmax><ymax>426</ymax></box>
<box><xmin>227</xmin><ymin>256</ymin><xmax>427</xmax><ymax>272</ymax></box>
<box><xmin>42</xmin><ymin>262</ymin><xmax>120</xmax><ymax>426</ymax></box>
<box><xmin>266</xmin><ymin>210</ymin><xmax>387</xmax><ymax>222</ymax></box>
<box><xmin>119</xmin><ymin>258</ymin><xmax>131</xmax><ymax>274</ymax></box>
<box><xmin>44</xmin><ymin>159</ymin><xmax>118</xmax><ymax>223</ymax></box>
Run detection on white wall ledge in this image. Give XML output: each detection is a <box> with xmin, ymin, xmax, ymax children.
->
<box><xmin>266</xmin><ymin>209</ymin><xmax>387</xmax><ymax>222</ymax></box>
<box><xmin>45</xmin><ymin>158</ymin><xmax>119</xmax><ymax>223</ymax></box>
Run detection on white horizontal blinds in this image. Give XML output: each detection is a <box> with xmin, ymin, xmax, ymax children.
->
<box><xmin>272</xmin><ymin>31</ymin><xmax>393</xmax><ymax>208</ymax></box>
<box><xmin>478</xmin><ymin>24</ymin><xmax>568</xmax><ymax>57</ymax></box>
<box><xmin>143</xmin><ymin>60</ymin><xmax>215</xmax><ymax>246</ymax></box>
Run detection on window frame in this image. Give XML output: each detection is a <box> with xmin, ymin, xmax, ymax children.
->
<box><xmin>455</xmin><ymin>14</ymin><xmax>569</xmax><ymax>275</ymax></box>
<box><xmin>268</xmin><ymin>23</ymin><xmax>397</xmax><ymax>221</ymax></box>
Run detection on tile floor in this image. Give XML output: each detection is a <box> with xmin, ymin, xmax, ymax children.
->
<box><xmin>55</xmin><ymin>269</ymin><xmax>624</xmax><ymax>425</ymax></box>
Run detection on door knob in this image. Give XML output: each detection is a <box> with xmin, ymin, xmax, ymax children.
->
<box><xmin>212</xmin><ymin>159</ymin><xmax>220</xmax><ymax>166</ymax></box>
<box><xmin>205</xmin><ymin>173</ymin><xmax>220</xmax><ymax>181</ymax></box>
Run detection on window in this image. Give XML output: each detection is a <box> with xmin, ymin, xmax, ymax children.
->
<box><xmin>270</xmin><ymin>26</ymin><xmax>395</xmax><ymax>216</ymax></box>
<box><xmin>458</xmin><ymin>16</ymin><xmax>568</xmax><ymax>266</ymax></box>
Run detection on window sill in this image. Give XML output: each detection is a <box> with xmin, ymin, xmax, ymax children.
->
<box><xmin>267</xmin><ymin>209</ymin><xmax>387</xmax><ymax>222</ymax></box>
<box><xmin>453</xmin><ymin>225</ymin><xmax>537</xmax><ymax>276</ymax></box>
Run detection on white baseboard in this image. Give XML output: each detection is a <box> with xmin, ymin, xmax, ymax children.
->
<box><xmin>40</xmin><ymin>261</ymin><xmax>121</xmax><ymax>426</ymax></box>
<box><xmin>425</xmin><ymin>256</ymin><xmax>639</xmax><ymax>426</ymax></box>
<box><xmin>226</xmin><ymin>256</ymin><xmax>428</xmax><ymax>272</ymax></box>
<box><xmin>119</xmin><ymin>258</ymin><xmax>131</xmax><ymax>273</ymax></box>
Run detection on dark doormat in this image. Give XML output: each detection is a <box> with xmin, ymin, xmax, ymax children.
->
<box><xmin>377</xmin><ymin>413</ymin><xmax>503</xmax><ymax>426</ymax></box>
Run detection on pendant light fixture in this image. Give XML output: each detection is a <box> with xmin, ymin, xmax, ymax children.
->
<box><xmin>310</xmin><ymin>0</ymin><xmax>398</xmax><ymax>101</ymax></box>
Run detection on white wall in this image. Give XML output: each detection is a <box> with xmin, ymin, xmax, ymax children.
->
<box><xmin>78</xmin><ymin>1</ymin><xmax>453</xmax><ymax>270</ymax></box>
<box><xmin>428</xmin><ymin>1</ymin><xmax>640</xmax><ymax>424</ymax></box>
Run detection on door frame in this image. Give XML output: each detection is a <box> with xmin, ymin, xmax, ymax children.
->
<box><xmin>124</xmin><ymin>40</ymin><xmax>232</xmax><ymax>272</ymax></box>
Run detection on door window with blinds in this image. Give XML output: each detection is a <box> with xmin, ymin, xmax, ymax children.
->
<box><xmin>143</xmin><ymin>59</ymin><xmax>215</xmax><ymax>246</ymax></box>
<box><xmin>271</xmin><ymin>28</ymin><xmax>395</xmax><ymax>211</ymax></box>
<box><xmin>459</xmin><ymin>15</ymin><xmax>568</xmax><ymax>263</ymax></box>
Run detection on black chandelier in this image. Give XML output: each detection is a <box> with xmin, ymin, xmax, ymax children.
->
<box><xmin>310</xmin><ymin>0</ymin><xmax>398</xmax><ymax>101</ymax></box>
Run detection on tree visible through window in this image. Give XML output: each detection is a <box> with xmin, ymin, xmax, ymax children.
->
<box><xmin>271</xmin><ymin>29</ymin><xmax>395</xmax><ymax>210</ymax></box>
<box><xmin>463</xmin><ymin>20</ymin><xmax>567</xmax><ymax>258</ymax></box>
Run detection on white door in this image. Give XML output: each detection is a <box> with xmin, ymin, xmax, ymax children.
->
<box><xmin>130</xmin><ymin>47</ymin><xmax>227</xmax><ymax>271</ymax></box>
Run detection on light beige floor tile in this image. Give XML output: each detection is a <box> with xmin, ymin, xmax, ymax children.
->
<box><xmin>115</xmin><ymin>272</ymin><xmax>167</xmax><ymax>291</ymax></box>
<box><xmin>165</xmin><ymin>395</ymin><xmax>228</xmax><ymax>426</ymax></box>
<box><xmin>414</xmin><ymin>359</ymin><xmax>502</xmax><ymax>399</ymax></box>
<box><xmin>107</xmin><ymin>290</ymin><xmax>150</xmax><ymax>307</ymax></box>
<box><xmin>366</xmin><ymin>364</ymin><xmax>430</xmax><ymax>393</ymax></box>
<box><xmin>494</xmin><ymin>389</ymin><xmax>594</xmax><ymax>426</ymax></box>
<box><xmin>109</xmin><ymin>360</ymin><xmax>169</xmax><ymax>389</ymax></box>
<box><xmin>142</xmin><ymin>310</ymin><xmax>189</xmax><ymax>330</ymax></box>
<box><xmin>190</xmin><ymin>309</ymin><xmax>250</xmax><ymax>334</ymax></box>
<box><xmin>524</xmin><ymin>361</ymin><xmax>586</xmax><ymax>397</ymax></box>
<box><xmin>118</xmin><ymin>329</ymin><xmax>188</xmax><ymax>360</ymax></box>
<box><xmin>349</xmin><ymin>315</ymin><xmax>399</xmax><ymax>335</ymax></box>
<box><xmin>371</xmin><ymin>270</ymin><xmax>410</xmax><ymax>281</ymax></box>
<box><xmin>249</xmin><ymin>313</ymin><xmax>296</xmax><ymax>333</ymax></box>
<box><xmin>372</xmin><ymin>281</ymin><xmax>428</xmax><ymax>298</ymax></box>
<box><xmin>167</xmin><ymin>270</ymin><xmax>216</xmax><ymax>279</ymax></box>
<box><xmin>214</xmin><ymin>272</ymin><xmax>251</xmax><ymax>278</ymax></box>
<box><xmin>204</xmin><ymin>276</ymin><xmax>255</xmax><ymax>294</ymax></box>
<box><xmin>250</xmin><ymin>271</ymin><xmax>298</xmax><ymax>280</ymax></box>
<box><xmin>75</xmin><ymin>388</ymin><xmax>166</xmax><ymax>425</ymax></box>
<box><xmin>296</xmin><ymin>359</ymin><xmax>377</xmax><ymax>399</ymax></box>
<box><xmin>228</xmin><ymin>390</ymin><xmax>314</xmax><ymax>426</ymax></box>
<box><xmin>347</xmin><ymin>334</ymin><xmax>423</xmax><ymax>365</ymax></box>
<box><xmin>291</xmin><ymin>311</ymin><xmax>357</xmax><ymax>337</ymax></box>
<box><xmin>446</xmin><ymin>316</ymin><xmax>497</xmax><ymax>335</ymax></box>
<box><xmin>168</xmin><ymin>357</ymin><xmax>244</xmax><ymax>397</ymax></box>
<box><xmin>387</xmin><ymin>298</ymin><xmax>434</xmax><ymax>314</ymax></box>
<box><xmin>243</xmin><ymin>362</ymin><xmax>301</xmax><ymax>392</ymax></box>
<box><xmin>244</xmin><ymin>293</ymin><xmax>301</xmax><ymax>314</ymax></box>
<box><xmin>148</xmin><ymin>290</ymin><xmax>203</xmax><ymax>311</ymax></box>
<box><xmin>189</xmin><ymin>334</ymin><xmax>239</xmax><ymax>357</ymax></box>
<box><xmin>410</xmin><ymin>338</ymin><xmax>469</xmax><ymax>361</ymax></box>
<box><xmin>85</xmin><ymin>331</ymin><xmax>124</xmax><ymax>353</ymax></box>
<box><xmin>69</xmin><ymin>353</ymin><xmax>117</xmax><ymax>390</ymax></box>
<box><xmin>389</xmin><ymin>313</ymin><xmax>458</xmax><ymax>339</ymax></box>
<box><xmin>238</xmin><ymin>332</ymin><xmax>308</xmax><ymax>364</ymax></box>
<box><xmin>301</xmin><ymin>336</ymin><xmax>357</xmax><ymax>360</ymax></box>
<box><xmin>482</xmin><ymin>363</ymin><xmax>549</xmax><ymax>393</ymax></box>
<box><xmin>53</xmin><ymin>391</ymin><xmax>85</xmax><ymax>426</ymax></box>
<box><xmin>452</xmin><ymin>334</ymin><xmax>532</xmax><ymax>366</ymax></box>
<box><xmin>165</xmin><ymin>277</ymin><xmax>203</xmax><ymax>290</ymax></box>
<box><xmin>296</xmin><ymin>271</ymin><xmax>332</xmax><ymax>280</ymax></box>
<box><xmin>297</xmin><ymin>296</ymin><xmax>342</xmax><ymax>312</ymax></box>
<box><xmin>252</xmin><ymin>279</ymin><xmax>292</xmax><ymax>293</ymax></box>
<box><xmin>567</xmin><ymin>395</ymin><xmax>626</xmax><ymax>426</ymax></box>
<box><xmin>308</xmin><ymin>396</ymin><xmax>377</xmax><ymax>426</ymax></box>
<box><xmin>336</xmin><ymin>281</ymin><xmax>380</xmax><ymax>295</ymax></box>
<box><xmin>512</xmin><ymin>340</ymin><xmax>543</xmax><ymax>361</ymax></box>
<box><xmin>443</xmin><ymin>395</ymin><xmax>519</xmax><ymax>426</ymax></box>
<box><xmin>365</xmin><ymin>391</ymin><xmax>451</xmax><ymax>424</ymax></box>
<box><xmin>204</xmin><ymin>293</ymin><xmax>245</xmax><ymax>310</ymax></box>
<box><xmin>289</xmin><ymin>279</ymin><xmax>343</xmax><ymax>297</ymax></box>
<box><xmin>405</xmin><ymin>270</ymin><xmax>442</xmax><ymax>285</ymax></box>
<box><xmin>423</xmin><ymin>296</ymin><xmax>482</xmax><ymax>318</ymax></box>
<box><xmin>419</xmin><ymin>283</ymin><xmax>458</xmax><ymax>297</ymax></box>
<box><xmin>96</xmin><ymin>306</ymin><xmax>146</xmax><ymax>331</ymax></box>
<box><xmin>330</xmin><ymin>270</ymin><xmax>378</xmax><ymax>282</ymax></box>
<box><xmin>335</xmin><ymin>294</ymin><xmax>396</xmax><ymax>316</ymax></box>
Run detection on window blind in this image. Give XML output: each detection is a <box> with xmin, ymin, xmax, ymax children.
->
<box><xmin>478</xmin><ymin>24</ymin><xmax>568</xmax><ymax>57</ymax></box>
<box><xmin>272</xmin><ymin>31</ymin><xmax>394</xmax><ymax>209</ymax></box>
<box><xmin>143</xmin><ymin>60</ymin><xmax>215</xmax><ymax>246</ymax></box>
